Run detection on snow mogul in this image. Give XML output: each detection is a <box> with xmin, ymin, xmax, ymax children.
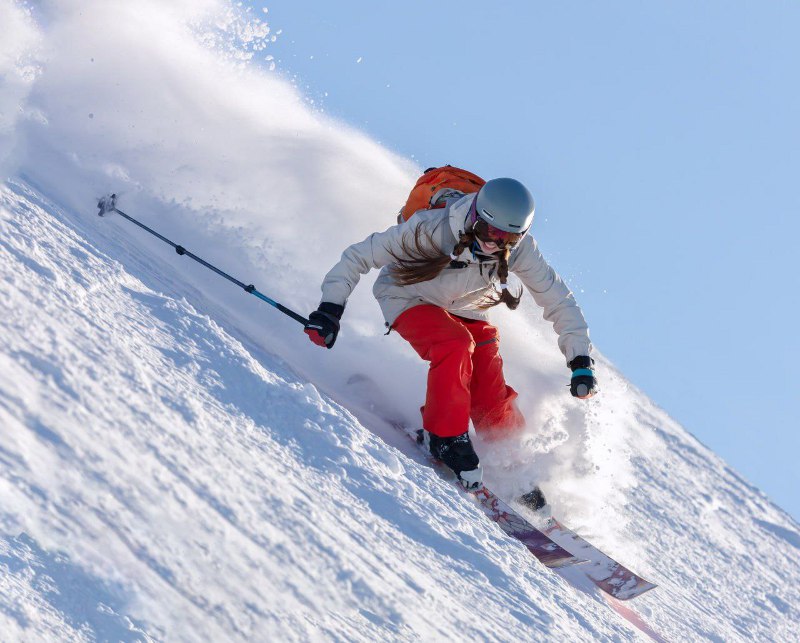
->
<box><xmin>304</xmin><ymin>167</ymin><xmax>597</xmax><ymax>507</ymax></box>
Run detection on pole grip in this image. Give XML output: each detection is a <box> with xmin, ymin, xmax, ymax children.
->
<box><xmin>275</xmin><ymin>303</ymin><xmax>310</xmax><ymax>326</ymax></box>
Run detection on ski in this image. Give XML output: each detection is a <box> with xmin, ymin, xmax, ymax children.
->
<box><xmin>403</xmin><ymin>418</ymin><xmax>656</xmax><ymax>598</ymax></box>
<box><xmin>391</xmin><ymin>420</ymin><xmax>586</xmax><ymax>569</ymax></box>
<box><xmin>343</xmin><ymin>374</ymin><xmax>656</xmax><ymax>598</ymax></box>
<box><xmin>469</xmin><ymin>488</ymin><xmax>583</xmax><ymax>568</ymax></box>
<box><xmin>529</xmin><ymin>514</ymin><xmax>657</xmax><ymax>600</ymax></box>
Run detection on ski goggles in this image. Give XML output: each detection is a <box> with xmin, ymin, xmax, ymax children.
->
<box><xmin>472</xmin><ymin>218</ymin><xmax>524</xmax><ymax>249</ymax></box>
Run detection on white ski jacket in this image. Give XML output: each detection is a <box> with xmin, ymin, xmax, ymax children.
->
<box><xmin>319</xmin><ymin>193</ymin><xmax>592</xmax><ymax>363</ymax></box>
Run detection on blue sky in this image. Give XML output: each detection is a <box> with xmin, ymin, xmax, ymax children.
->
<box><xmin>256</xmin><ymin>1</ymin><xmax>800</xmax><ymax>520</ymax></box>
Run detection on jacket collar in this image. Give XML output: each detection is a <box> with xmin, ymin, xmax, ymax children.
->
<box><xmin>448</xmin><ymin>193</ymin><xmax>475</xmax><ymax>239</ymax></box>
<box><xmin>445</xmin><ymin>194</ymin><xmax>482</xmax><ymax>262</ymax></box>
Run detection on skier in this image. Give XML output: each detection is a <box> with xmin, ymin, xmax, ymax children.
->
<box><xmin>304</xmin><ymin>174</ymin><xmax>597</xmax><ymax>503</ymax></box>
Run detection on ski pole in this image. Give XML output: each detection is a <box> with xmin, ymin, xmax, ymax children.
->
<box><xmin>97</xmin><ymin>194</ymin><xmax>309</xmax><ymax>326</ymax></box>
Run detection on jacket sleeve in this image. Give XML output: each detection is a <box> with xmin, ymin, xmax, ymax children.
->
<box><xmin>319</xmin><ymin>216</ymin><xmax>443</xmax><ymax>307</ymax></box>
<box><xmin>510</xmin><ymin>237</ymin><xmax>592</xmax><ymax>364</ymax></box>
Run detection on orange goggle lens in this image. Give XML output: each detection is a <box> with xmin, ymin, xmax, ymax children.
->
<box><xmin>473</xmin><ymin>219</ymin><xmax>523</xmax><ymax>248</ymax></box>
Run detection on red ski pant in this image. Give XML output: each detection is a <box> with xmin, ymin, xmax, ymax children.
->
<box><xmin>392</xmin><ymin>304</ymin><xmax>525</xmax><ymax>439</ymax></box>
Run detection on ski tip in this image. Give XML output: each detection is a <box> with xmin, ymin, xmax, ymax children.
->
<box><xmin>597</xmin><ymin>578</ymin><xmax>658</xmax><ymax>601</ymax></box>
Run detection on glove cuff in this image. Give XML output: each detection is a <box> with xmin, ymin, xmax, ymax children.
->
<box><xmin>568</xmin><ymin>355</ymin><xmax>594</xmax><ymax>371</ymax></box>
<box><xmin>318</xmin><ymin>302</ymin><xmax>344</xmax><ymax>319</ymax></box>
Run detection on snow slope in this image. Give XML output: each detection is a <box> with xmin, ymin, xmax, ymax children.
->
<box><xmin>2</xmin><ymin>1</ymin><xmax>799</xmax><ymax>641</ymax></box>
<box><xmin>2</xmin><ymin>180</ymin><xmax>649</xmax><ymax>641</ymax></box>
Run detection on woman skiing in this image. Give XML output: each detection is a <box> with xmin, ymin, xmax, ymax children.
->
<box><xmin>304</xmin><ymin>170</ymin><xmax>597</xmax><ymax>498</ymax></box>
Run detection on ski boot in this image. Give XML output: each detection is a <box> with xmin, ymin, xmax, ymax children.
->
<box><xmin>518</xmin><ymin>486</ymin><xmax>548</xmax><ymax>512</ymax></box>
<box><xmin>418</xmin><ymin>430</ymin><xmax>483</xmax><ymax>490</ymax></box>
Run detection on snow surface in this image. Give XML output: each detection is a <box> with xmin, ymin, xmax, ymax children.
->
<box><xmin>1</xmin><ymin>1</ymin><xmax>799</xmax><ymax>641</ymax></box>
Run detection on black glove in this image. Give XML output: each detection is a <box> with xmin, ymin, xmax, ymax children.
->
<box><xmin>568</xmin><ymin>356</ymin><xmax>597</xmax><ymax>399</ymax></box>
<box><xmin>304</xmin><ymin>302</ymin><xmax>344</xmax><ymax>349</ymax></box>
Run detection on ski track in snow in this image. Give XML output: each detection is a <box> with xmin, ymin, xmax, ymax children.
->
<box><xmin>1</xmin><ymin>1</ymin><xmax>799</xmax><ymax>640</ymax></box>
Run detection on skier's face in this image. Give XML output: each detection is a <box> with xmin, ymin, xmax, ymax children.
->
<box><xmin>476</xmin><ymin>237</ymin><xmax>501</xmax><ymax>254</ymax></box>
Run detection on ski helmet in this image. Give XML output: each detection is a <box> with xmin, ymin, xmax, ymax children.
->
<box><xmin>473</xmin><ymin>178</ymin><xmax>535</xmax><ymax>233</ymax></box>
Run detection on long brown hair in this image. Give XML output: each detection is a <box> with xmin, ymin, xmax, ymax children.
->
<box><xmin>388</xmin><ymin>221</ymin><xmax>522</xmax><ymax>310</ymax></box>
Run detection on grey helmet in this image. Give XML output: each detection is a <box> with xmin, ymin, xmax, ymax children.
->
<box><xmin>474</xmin><ymin>178</ymin><xmax>535</xmax><ymax>233</ymax></box>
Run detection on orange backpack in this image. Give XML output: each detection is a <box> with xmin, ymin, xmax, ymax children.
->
<box><xmin>399</xmin><ymin>165</ymin><xmax>485</xmax><ymax>222</ymax></box>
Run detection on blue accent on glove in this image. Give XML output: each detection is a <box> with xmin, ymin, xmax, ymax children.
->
<box><xmin>568</xmin><ymin>356</ymin><xmax>597</xmax><ymax>399</ymax></box>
